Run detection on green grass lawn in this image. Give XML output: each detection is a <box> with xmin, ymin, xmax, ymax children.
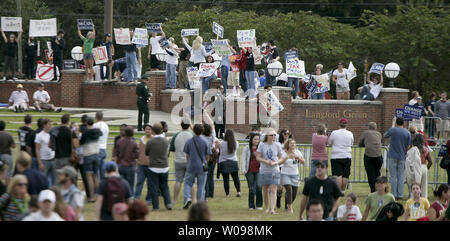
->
<box><xmin>1</xmin><ymin>110</ymin><xmax>448</xmax><ymax>221</ymax></box>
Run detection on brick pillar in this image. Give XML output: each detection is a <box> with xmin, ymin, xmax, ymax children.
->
<box><xmin>379</xmin><ymin>88</ymin><xmax>409</xmax><ymax>143</ymax></box>
<box><xmin>148</xmin><ymin>71</ymin><xmax>166</xmax><ymax>111</ymax></box>
<box><xmin>60</xmin><ymin>69</ymin><xmax>85</xmax><ymax>107</ymax></box>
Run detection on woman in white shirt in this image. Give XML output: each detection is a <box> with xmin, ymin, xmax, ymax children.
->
<box><xmin>278</xmin><ymin>139</ymin><xmax>305</xmax><ymax>213</ymax></box>
<box><xmin>148</xmin><ymin>30</ymin><xmax>166</xmax><ymax>70</ymax></box>
<box><xmin>218</xmin><ymin>129</ymin><xmax>240</xmax><ymax>198</ymax></box>
<box><xmin>165</xmin><ymin>37</ymin><xmax>185</xmax><ymax>89</ymax></box>
<box><xmin>182</xmin><ymin>36</ymin><xmax>214</xmax><ymax>68</ymax></box>
<box><xmin>332</xmin><ymin>61</ymin><xmax>350</xmax><ymax>100</ymax></box>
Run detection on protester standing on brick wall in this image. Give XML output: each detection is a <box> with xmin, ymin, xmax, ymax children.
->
<box><xmin>24</xmin><ymin>36</ymin><xmax>38</xmax><ymax>80</ymax></box>
<box><xmin>51</xmin><ymin>30</ymin><xmax>66</xmax><ymax>81</ymax></box>
<box><xmin>100</xmin><ymin>33</ymin><xmax>114</xmax><ymax>80</ymax></box>
<box><xmin>1</xmin><ymin>30</ymin><xmax>22</xmax><ymax>81</ymax></box>
<box><xmin>332</xmin><ymin>61</ymin><xmax>350</xmax><ymax>100</ymax></box>
<box><xmin>148</xmin><ymin>29</ymin><xmax>166</xmax><ymax>71</ymax></box>
<box><xmin>182</xmin><ymin>36</ymin><xmax>213</xmax><ymax>69</ymax></box>
<box><xmin>219</xmin><ymin>40</ymin><xmax>236</xmax><ymax>91</ymax></box>
<box><xmin>77</xmin><ymin>24</ymin><xmax>96</xmax><ymax>81</ymax></box>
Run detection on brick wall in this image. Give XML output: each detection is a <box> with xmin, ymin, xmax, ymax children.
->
<box><xmin>0</xmin><ymin>80</ymin><xmax>62</xmax><ymax>106</ymax></box>
<box><xmin>379</xmin><ymin>88</ymin><xmax>409</xmax><ymax>144</ymax></box>
<box><xmin>60</xmin><ymin>70</ymin><xmax>84</xmax><ymax>107</ymax></box>
<box><xmin>148</xmin><ymin>71</ymin><xmax>167</xmax><ymax>111</ymax></box>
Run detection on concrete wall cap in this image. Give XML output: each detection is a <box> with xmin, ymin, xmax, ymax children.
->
<box><xmin>380</xmin><ymin>88</ymin><xmax>409</xmax><ymax>93</ymax></box>
<box><xmin>292</xmin><ymin>100</ymin><xmax>383</xmax><ymax>105</ymax></box>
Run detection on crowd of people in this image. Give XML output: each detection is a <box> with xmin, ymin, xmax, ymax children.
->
<box><xmin>0</xmin><ymin>103</ymin><xmax>449</xmax><ymax>221</ymax></box>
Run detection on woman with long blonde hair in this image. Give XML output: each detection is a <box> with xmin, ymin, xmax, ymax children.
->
<box><xmin>182</xmin><ymin>35</ymin><xmax>214</xmax><ymax>68</ymax></box>
<box><xmin>0</xmin><ymin>174</ymin><xmax>30</xmax><ymax>221</ymax></box>
<box><xmin>77</xmin><ymin>25</ymin><xmax>96</xmax><ymax>81</ymax></box>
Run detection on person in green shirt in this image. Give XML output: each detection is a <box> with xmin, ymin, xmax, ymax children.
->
<box><xmin>362</xmin><ymin>176</ymin><xmax>396</xmax><ymax>221</ymax></box>
<box><xmin>77</xmin><ymin>24</ymin><xmax>96</xmax><ymax>81</ymax></box>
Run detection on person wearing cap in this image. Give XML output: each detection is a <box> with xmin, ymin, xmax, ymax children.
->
<box><xmin>23</xmin><ymin>189</ymin><xmax>64</xmax><ymax>221</ymax></box>
<box><xmin>328</xmin><ymin>118</ymin><xmax>354</xmax><ymax>192</ymax></box>
<box><xmin>8</xmin><ymin>84</ymin><xmax>29</xmax><ymax>112</ymax></box>
<box><xmin>299</xmin><ymin>159</ymin><xmax>343</xmax><ymax>221</ymax></box>
<box><xmin>332</xmin><ymin>61</ymin><xmax>350</xmax><ymax>100</ymax></box>
<box><xmin>136</xmin><ymin>75</ymin><xmax>151</xmax><ymax>131</ymax></box>
<box><xmin>169</xmin><ymin>117</ymin><xmax>194</xmax><ymax>204</ymax></box>
<box><xmin>385</xmin><ymin>117</ymin><xmax>412</xmax><ymax>200</ymax></box>
<box><xmin>1</xmin><ymin>29</ymin><xmax>22</xmax><ymax>81</ymax></box>
<box><xmin>32</xmin><ymin>83</ymin><xmax>62</xmax><ymax>112</ymax></box>
<box><xmin>16</xmin><ymin>151</ymin><xmax>48</xmax><ymax>196</ymax></box>
<box><xmin>112</xmin><ymin>202</ymin><xmax>129</xmax><ymax>221</ymax></box>
<box><xmin>100</xmin><ymin>33</ymin><xmax>115</xmax><ymax>80</ymax></box>
<box><xmin>362</xmin><ymin>176</ymin><xmax>396</xmax><ymax>221</ymax></box>
<box><xmin>164</xmin><ymin>37</ymin><xmax>184</xmax><ymax>89</ymax></box>
<box><xmin>95</xmin><ymin>161</ymin><xmax>132</xmax><ymax>221</ymax></box>
<box><xmin>57</xmin><ymin>165</ymin><xmax>84</xmax><ymax>221</ymax></box>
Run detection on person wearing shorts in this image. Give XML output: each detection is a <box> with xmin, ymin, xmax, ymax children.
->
<box><xmin>256</xmin><ymin>129</ymin><xmax>283</xmax><ymax>214</ymax></box>
<box><xmin>333</xmin><ymin>61</ymin><xmax>350</xmax><ymax>100</ymax></box>
<box><xmin>328</xmin><ymin>118</ymin><xmax>354</xmax><ymax>192</ymax></box>
<box><xmin>77</xmin><ymin>24</ymin><xmax>96</xmax><ymax>81</ymax></box>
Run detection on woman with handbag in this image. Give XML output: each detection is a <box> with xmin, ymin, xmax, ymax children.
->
<box><xmin>218</xmin><ymin>129</ymin><xmax>241</xmax><ymax>198</ymax></box>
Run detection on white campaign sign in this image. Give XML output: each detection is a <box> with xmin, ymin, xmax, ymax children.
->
<box><xmin>29</xmin><ymin>18</ymin><xmax>57</xmax><ymax>37</ymax></box>
<box><xmin>93</xmin><ymin>46</ymin><xmax>108</xmax><ymax>65</ymax></box>
<box><xmin>131</xmin><ymin>28</ymin><xmax>148</xmax><ymax>46</ymax></box>
<box><xmin>253</xmin><ymin>46</ymin><xmax>262</xmax><ymax>65</ymax></box>
<box><xmin>286</xmin><ymin>59</ymin><xmax>306</xmax><ymax>79</ymax></box>
<box><xmin>211</xmin><ymin>39</ymin><xmax>232</xmax><ymax>56</ymax></box>
<box><xmin>260</xmin><ymin>91</ymin><xmax>284</xmax><ymax>117</ymax></box>
<box><xmin>237</xmin><ymin>29</ymin><xmax>256</xmax><ymax>48</ymax></box>
<box><xmin>187</xmin><ymin>67</ymin><xmax>201</xmax><ymax>89</ymax></box>
<box><xmin>347</xmin><ymin>61</ymin><xmax>357</xmax><ymax>81</ymax></box>
<box><xmin>114</xmin><ymin>28</ymin><xmax>131</xmax><ymax>45</ymax></box>
<box><xmin>1</xmin><ymin>17</ymin><xmax>22</xmax><ymax>32</ymax></box>
<box><xmin>196</xmin><ymin>63</ymin><xmax>216</xmax><ymax>78</ymax></box>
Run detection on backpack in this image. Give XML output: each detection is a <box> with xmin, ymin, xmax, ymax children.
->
<box><xmin>103</xmin><ymin>177</ymin><xmax>125</xmax><ymax>213</ymax></box>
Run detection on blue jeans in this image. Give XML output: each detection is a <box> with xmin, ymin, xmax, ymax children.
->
<box><xmin>206</xmin><ymin>162</ymin><xmax>216</xmax><ymax>198</ymax></box>
<box><xmin>183</xmin><ymin>171</ymin><xmax>207</xmax><ymax>203</ymax></box>
<box><xmin>42</xmin><ymin>159</ymin><xmax>56</xmax><ymax>186</ymax></box>
<box><xmin>288</xmin><ymin>77</ymin><xmax>299</xmax><ymax>98</ymax></box>
<box><xmin>32</xmin><ymin>157</ymin><xmax>39</xmax><ymax>170</ymax></box>
<box><xmin>148</xmin><ymin>169</ymin><xmax>172</xmax><ymax>210</ymax></box>
<box><xmin>125</xmin><ymin>51</ymin><xmax>138</xmax><ymax>81</ymax></box>
<box><xmin>201</xmin><ymin>74</ymin><xmax>216</xmax><ymax>94</ymax></box>
<box><xmin>388</xmin><ymin>158</ymin><xmax>406</xmax><ymax>198</ymax></box>
<box><xmin>166</xmin><ymin>63</ymin><xmax>177</xmax><ymax>89</ymax></box>
<box><xmin>119</xmin><ymin>165</ymin><xmax>136</xmax><ymax>197</ymax></box>
<box><xmin>245</xmin><ymin>70</ymin><xmax>256</xmax><ymax>97</ymax></box>
<box><xmin>134</xmin><ymin>165</ymin><xmax>152</xmax><ymax>201</ymax></box>
<box><xmin>98</xmin><ymin>149</ymin><xmax>107</xmax><ymax>180</ymax></box>
<box><xmin>220</xmin><ymin>66</ymin><xmax>229</xmax><ymax>90</ymax></box>
<box><xmin>264</xmin><ymin>68</ymin><xmax>274</xmax><ymax>87</ymax></box>
<box><xmin>309</xmin><ymin>160</ymin><xmax>320</xmax><ymax>178</ymax></box>
<box><xmin>245</xmin><ymin>172</ymin><xmax>263</xmax><ymax>209</ymax></box>
<box><xmin>311</xmin><ymin>92</ymin><xmax>325</xmax><ymax>99</ymax></box>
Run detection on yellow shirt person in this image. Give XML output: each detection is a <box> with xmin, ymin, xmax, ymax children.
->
<box><xmin>405</xmin><ymin>198</ymin><xmax>430</xmax><ymax>221</ymax></box>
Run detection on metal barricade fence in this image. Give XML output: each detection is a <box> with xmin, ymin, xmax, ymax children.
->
<box><xmin>423</xmin><ymin>116</ymin><xmax>448</xmax><ymax>143</ymax></box>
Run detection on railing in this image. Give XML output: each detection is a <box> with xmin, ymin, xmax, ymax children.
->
<box><xmin>423</xmin><ymin>116</ymin><xmax>449</xmax><ymax>143</ymax></box>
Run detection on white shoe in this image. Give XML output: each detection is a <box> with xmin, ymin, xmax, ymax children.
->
<box><xmin>249</xmin><ymin>208</ymin><xmax>255</xmax><ymax>211</ymax></box>
<box><xmin>2</xmin><ymin>77</ymin><xmax>6</xmax><ymax>81</ymax></box>
<box><xmin>12</xmin><ymin>77</ymin><xmax>17</xmax><ymax>80</ymax></box>
<box><xmin>257</xmin><ymin>207</ymin><xmax>263</xmax><ymax>211</ymax></box>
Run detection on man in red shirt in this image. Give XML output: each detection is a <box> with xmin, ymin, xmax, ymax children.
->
<box><xmin>238</xmin><ymin>47</ymin><xmax>247</xmax><ymax>94</ymax></box>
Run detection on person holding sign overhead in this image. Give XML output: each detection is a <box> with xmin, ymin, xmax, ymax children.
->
<box><xmin>148</xmin><ymin>29</ymin><xmax>166</xmax><ymax>71</ymax></box>
<box><xmin>1</xmin><ymin>29</ymin><xmax>22</xmax><ymax>81</ymax></box>
<box><xmin>182</xmin><ymin>36</ymin><xmax>214</xmax><ymax>69</ymax></box>
<box><xmin>77</xmin><ymin>24</ymin><xmax>96</xmax><ymax>81</ymax></box>
<box><xmin>332</xmin><ymin>61</ymin><xmax>350</xmax><ymax>100</ymax></box>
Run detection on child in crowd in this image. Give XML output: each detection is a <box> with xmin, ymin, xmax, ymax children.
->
<box><xmin>337</xmin><ymin>192</ymin><xmax>362</xmax><ymax>221</ymax></box>
<box><xmin>404</xmin><ymin>183</ymin><xmax>430</xmax><ymax>221</ymax></box>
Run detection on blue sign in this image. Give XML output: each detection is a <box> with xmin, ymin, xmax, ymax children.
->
<box><xmin>158</xmin><ymin>37</ymin><xmax>169</xmax><ymax>49</ymax></box>
<box><xmin>203</xmin><ymin>42</ymin><xmax>213</xmax><ymax>53</ymax></box>
<box><xmin>403</xmin><ymin>104</ymin><xmax>423</xmax><ymax>120</ymax></box>
<box><xmin>284</xmin><ymin>50</ymin><xmax>298</xmax><ymax>60</ymax></box>
<box><xmin>77</xmin><ymin>19</ymin><xmax>93</xmax><ymax>30</ymax></box>
<box><xmin>181</xmin><ymin>28</ymin><xmax>199</xmax><ymax>37</ymax></box>
<box><xmin>145</xmin><ymin>23</ymin><xmax>162</xmax><ymax>33</ymax></box>
<box><xmin>395</xmin><ymin>108</ymin><xmax>410</xmax><ymax>121</ymax></box>
<box><xmin>368</xmin><ymin>62</ymin><xmax>385</xmax><ymax>75</ymax></box>
<box><xmin>212</xmin><ymin>22</ymin><xmax>224</xmax><ymax>38</ymax></box>
<box><xmin>438</xmin><ymin>144</ymin><xmax>448</xmax><ymax>157</ymax></box>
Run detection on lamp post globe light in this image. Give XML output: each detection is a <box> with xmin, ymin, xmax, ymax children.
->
<box><xmin>267</xmin><ymin>61</ymin><xmax>283</xmax><ymax>77</ymax></box>
<box><xmin>71</xmin><ymin>46</ymin><xmax>83</xmax><ymax>69</ymax></box>
<box><xmin>384</xmin><ymin>62</ymin><xmax>400</xmax><ymax>87</ymax></box>
<box><xmin>155</xmin><ymin>51</ymin><xmax>168</xmax><ymax>70</ymax></box>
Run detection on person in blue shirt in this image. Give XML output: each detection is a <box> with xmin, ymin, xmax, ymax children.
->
<box><xmin>258</xmin><ymin>69</ymin><xmax>266</xmax><ymax>88</ymax></box>
<box><xmin>384</xmin><ymin>117</ymin><xmax>412</xmax><ymax>200</ymax></box>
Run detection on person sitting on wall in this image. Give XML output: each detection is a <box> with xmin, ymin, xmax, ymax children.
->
<box><xmin>357</xmin><ymin>72</ymin><xmax>384</xmax><ymax>101</ymax></box>
<box><xmin>8</xmin><ymin>84</ymin><xmax>29</xmax><ymax>112</ymax></box>
<box><xmin>32</xmin><ymin>82</ymin><xmax>62</xmax><ymax>113</ymax></box>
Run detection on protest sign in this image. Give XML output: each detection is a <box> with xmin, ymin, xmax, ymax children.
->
<box><xmin>403</xmin><ymin>104</ymin><xmax>423</xmax><ymax>120</ymax></box>
<box><xmin>347</xmin><ymin>61</ymin><xmax>357</xmax><ymax>81</ymax></box>
<box><xmin>211</xmin><ymin>39</ymin><xmax>232</xmax><ymax>56</ymax></box>
<box><xmin>114</xmin><ymin>28</ymin><xmax>131</xmax><ymax>45</ymax></box>
<box><xmin>158</xmin><ymin>37</ymin><xmax>169</xmax><ymax>49</ymax></box>
<box><xmin>395</xmin><ymin>108</ymin><xmax>412</xmax><ymax>121</ymax></box>
<box><xmin>314</xmin><ymin>74</ymin><xmax>330</xmax><ymax>93</ymax></box>
<box><xmin>252</xmin><ymin>46</ymin><xmax>262</xmax><ymax>65</ymax></box>
<box><xmin>368</xmin><ymin>63</ymin><xmax>385</xmax><ymax>75</ymax></box>
<box><xmin>286</xmin><ymin>59</ymin><xmax>306</xmax><ymax>79</ymax></box>
<box><xmin>187</xmin><ymin>67</ymin><xmax>201</xmax><ymax>89</ymax></box>
<box><xmin>196</xmin><ymin>63</ymin><xmax>216</xmax><ymax>78</ymax></box>
<box><xmin>63</xmin><ymin>59</ymin><xmax>77</xmax><ymax>70</ymax></box>
<box><xmin>29</xmin><ymin>18</ymin><xmax>57</xmax><ymax>37</ymax></box>
<box><xmin>237</xmin><ymin>29</ymin><xmax>256</xmax><ymax>48</ymax></box>
<box><xmin>181</xmin><ymin>29</ymin><xmax>199</xmax><ymax>37</ymax></box>
<box><xmin>36</xmin><ymin>63</ymin><xmax>57</xmax><ymax>81</ymax></box>
<box><xmin>260</xmin><ymin>91</ymin><xmax>284</xmax><ymax>117</ymax></box>
<box><xmin>92</xmin><ymin>46</ymin><xmax>108</xmax><ymax>65</ymax></box>
<box><xmin>203</xmin><ymin>42</ymin><xmax>213</xmax><ymax>53</ymax></box>
<box><xmin>229</xmin><ymin>55</ymin><xmax>240</xmax><ymax>72</ymax></box>
<box><xmin>212</xmin><ymin>22</ymin><xmax>224</xmax><ymax>38</ymax></box>
<box><xmin>77</xmin><ymin>19</ymin><xmax>93</xmax><ymax>30</ymax></box>
<box><xmin>145</xmin><ymin>23</ymin><xmax>162</xmax><ymax>33</ymax></box>
<box><xmin>284</xmin><ymin>50</ymin><xmax>298</xmax><ymax>60</ymax></box>
<box><xmin>131</xmin><ymin>28</ymin><xmax>148</xmax><ymax>46</ymax></box>
<box><xmin>1</xmin><ymin>17</ymin><xmax>22</xmax><ymax>32</ymax></box>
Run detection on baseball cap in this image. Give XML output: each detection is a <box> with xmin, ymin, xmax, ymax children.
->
<box><xmin>141</xmin><ymin>74</ymin><xmax>149</xmax><ymax>80</ymax></box>
<box><xmin>113</xmin><ymin>203</ymin><xmax>128</xmax><ymax>214</ymax></box>
<box><xmin>181</xmin><ymin>117</ymin><xmax>191</xmax><ymax>125</ymax></box>
<box><xmin>17</xmin><ymin>84</ymin><xmax>23</xmax><ymax>88</ymax></box>
<box><xmin>38</xmin><ymin>189</ymin><xmax>56</xmax><ymax>203</ymax></box>
<box><xmin>314</xmin><ymin>160</ymin><xmax>328</xmax><ymax>167</ymax></box>
<box><xmin>57</xmin><ymin>166</ymin><xmax>77</xmax><ymax>180</ymax></box>
<box><xmin>39</xmin><ymin>82</ymin><xmax>44</xmax><ymax>87</ymax></box>
<box><xmin>104</xmin><ymin>161</ymin><xmax>118</xmax><ymax>173</ymax></box>
<box><xmin>339</xmin><ymin>118</ymin><xmax>348</xmax><ymax>124</ymax></box>
<box><xmin>417</xmin><ymin>96</ymin><xmax>422</xmax><ymax>100</ymax></box>
<box><xmin>104</xmin><ymin>33</ymin><xmax>111</xmax><ymax>37</ymax></box>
